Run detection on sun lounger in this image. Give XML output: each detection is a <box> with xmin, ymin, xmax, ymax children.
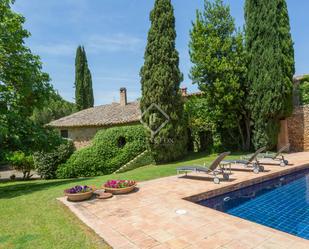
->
<box><xmin>222</xmin><ymin>147</ymin><xmax>266</xmax><ymax>174</ymax></box>
<box><xmin>259</xmin><ymin>144</ymin><xmax>290</xmax><ymax>166</ymax></box>
<box><xmin>177</xmin><ymin>152</ymin><xmax>231</xmax><ymax>184</ymax></box>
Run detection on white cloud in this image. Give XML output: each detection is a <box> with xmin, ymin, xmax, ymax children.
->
<box><xmin>31</xmin><ymin>43</ymin><xmax>76</xmax><ymax>56</ymax></box>
<box><xmin>86</xmin><ymin>34</ymin><xmax>143</xmax><ymax>53</ymax></box>
<box><xmin>30</xmin><ymin>33</ymin><xmax>143</xmax><ymax>57</ymax></box>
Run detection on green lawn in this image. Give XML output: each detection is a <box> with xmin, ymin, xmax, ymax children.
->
<box><xmin>0</xmin><ymin>152</ymin><xmax>243</xmax><ymax>249</ymax></box>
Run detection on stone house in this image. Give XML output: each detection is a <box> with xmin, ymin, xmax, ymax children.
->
<box><xmin>48</xmin><ymin>87</ymin><xmax>198</xmax><ymax>149</ymax></box>
<box><xmin>48</xmin><ymin>88</ymin><xmax>140</xmax><ymax>149</ymax></box>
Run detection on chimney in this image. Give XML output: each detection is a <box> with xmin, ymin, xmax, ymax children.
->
<box><xmin>120</xmin><ymin>87</ymin><xmax>127</xmax><ymax>106</ymax></box>
<box><xmin>181</xmin><ymin>87</ymin><xmax>188</xmax><ymax>97</ymax></box>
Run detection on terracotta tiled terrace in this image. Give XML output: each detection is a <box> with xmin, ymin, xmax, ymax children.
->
<box><xmin>59</xmin><ymin>152</ymin><xmax>309</xmax><ymax>249</ymax></box>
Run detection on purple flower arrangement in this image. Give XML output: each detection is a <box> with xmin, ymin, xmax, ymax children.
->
<box><xmin>104</xmin><ymin>180</ymin><xmax>136</xmax><ymax>189</ymax></box>
<box><xmin>65</xmin><ymin>185</ymin><xmax>93</xmax><ymax>194</ymax></box>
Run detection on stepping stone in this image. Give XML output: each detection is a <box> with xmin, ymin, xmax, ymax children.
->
<box><xmin>97</xmin><ymin>192</ymin><xmax>113</xmax><ymax>199</ymax></box>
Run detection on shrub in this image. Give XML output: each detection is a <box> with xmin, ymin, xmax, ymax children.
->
<box><xmin>299</xmin><ymin>76</ymin><xmax>309</xmax><ymax>105</ymax></box>
<box><xmin>34</xmin><ymin>140</ymin><xmax>75</xmax><ymax>179</ymax></box>
<box><xmin>56</xmin><ymin>125</ymin><xmax>147</xmax><ymax>178</ymax></box>
<box><xmin>7</xmin><ymin>151</ymin><xmax>34</xmax><ymax>180</ymax></box>
<box><xmin>0</xmin><ymin>150</ymin><xmax>8</xmax><ymax>164</ymax></box>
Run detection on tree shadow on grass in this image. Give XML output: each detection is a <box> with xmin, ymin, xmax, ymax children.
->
<box><xmin>155</xmin><ymin>151</ymin><xmax>247</xmax><ymax>166</ymax></box>
<box><xmin>154</xmin><ymin>151</ymin><xmax>215</xmax><ymax>166</ymax></box>
<box><xmin>0</xmin><ymin>178</ymin><xmax>93</xmax><ymax>199</ymax></box>
<box><xmin>0</xmin><ymin>234</ymin><xmax>41</xmax><ymax>249</ymax></box>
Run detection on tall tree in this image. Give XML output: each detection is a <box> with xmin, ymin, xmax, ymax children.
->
<box><xmin>140</xmin><ymin>0</ymin><xmax>187</xmax><ymax>163</ymax></box>
<box><xmin>245</xmin><ymin>0</ymin><xmax>295</xmax><ymax>149</ymax></box>
<box><xmin>74</xmin><ymin>46</ymin><xmax>93</xmax><ymax>110</ymax></box>
<box><xmin>74</xmin><ymin>46</ymin><xmax>85</xmax><ymax>111</ymax></box>
<box><xmin>31</xmin><ymin>91</ymin><xmax>76</xmax><ymax>125</ymax></box>
<box><xmin>83</xmin><ymin>48</ymin><xmax>94</xmax><ymax>108</ymax></box>
<box><xmin>189</xmin><ymin>0</ymin><xmax>249</xmax><ymax>151</ymax></box>
<box><xmin>0</xmin><ymin>0</ymin><xmax>54</xmax><ymax>154</ymax></box>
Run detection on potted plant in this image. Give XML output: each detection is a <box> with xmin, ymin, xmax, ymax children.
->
<box><xmin>102</xmin><ymin>180</ymin><xmax>136</xmax><ymax>194</ymax></box>
<box><xmin>64</xmin><ymin>185</ymin><xmax>94</xmax><ymax>202</ymax></box>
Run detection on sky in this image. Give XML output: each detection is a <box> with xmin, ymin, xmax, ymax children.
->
<box><xmin>13</xmin><ymin>0</ymin><xmax>309</xmax><ymax>105</ymax></box>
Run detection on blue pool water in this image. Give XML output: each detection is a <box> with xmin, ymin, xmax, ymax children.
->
<box><xmin>198</xmin><ymin>169</ymin><xmax>309</xmax><ymax>240</ymax></box>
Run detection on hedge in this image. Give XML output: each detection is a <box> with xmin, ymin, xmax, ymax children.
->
<box><xmin>56</xmin><ymin>125</ymin><xmax>147</xmax><ymax>178</ymax></box>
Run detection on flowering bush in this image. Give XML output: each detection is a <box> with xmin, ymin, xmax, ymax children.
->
<box><xmin>65</xmin><ymin>185</ymin><xmax>93</xmax><ymax>194</ymax></box>
<box><xmin>104</xmin><ymin>180</ymin><xmax>136</xmax><ymax>189</ymax></box>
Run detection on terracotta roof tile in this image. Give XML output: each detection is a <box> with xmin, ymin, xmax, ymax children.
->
<box><xmin>47</xmin><ymin>101</ymin><xmax>141</xmax><ymax>128</ymax></box>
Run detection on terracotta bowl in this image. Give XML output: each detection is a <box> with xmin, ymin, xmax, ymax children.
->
<box><xmin>65</xmin><ymin>191</ymin><xmax>93</xmax><ymax>202</ymax></box>
<box><xmin>102</xmin><ymin>184</ymin><xmax>137</xmax><ymax>195</ymax></box>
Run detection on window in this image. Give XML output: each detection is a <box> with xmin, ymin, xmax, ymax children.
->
<box><xmin>117</xmin><ymin>136</ymin><xmax>126</xmax><ymax>148</ymax></box>
<box><xmin>61</xmin><ymin>130</ymin><xmax>69</xmax><ymax>138</ymax></box>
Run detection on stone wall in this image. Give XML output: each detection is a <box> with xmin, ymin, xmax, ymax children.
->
<box><xmin>59</xmin><ymin>127</ymin><xmax>104</xmax><ymax>150</ymax></box>
<box><xmin>286</xmin><ymin>105</ymin><xmax>309</xmax><ymax>152</ymax></box>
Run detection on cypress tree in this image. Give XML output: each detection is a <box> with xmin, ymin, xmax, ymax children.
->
<box><xmin>74</xmin><ymin>46</ymin><xmax>94</xmax><ymax>110</ymax></box>
<box><xmin>140</xmin><ymin>0</ymin><xmax>187</xmax><ymax>163</ymax></box>
<box><xmin>245</xmin><ymin>0</ymin><xmax>295</xmax><ymax>149</ymax></box>
<box><xmin>82</xmin><ymin>48</ymin><xmax>94</xmax><ymax>108</ymax></box>
<box><xmin>75</xmin><ymin>46</ymin><xmax>85</xmax><ymax>111</ymax></box>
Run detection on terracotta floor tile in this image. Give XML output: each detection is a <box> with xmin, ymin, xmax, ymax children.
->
<box><xmin>116</xmin><ymin>223</ymin><xmax>136</xmax><ymax>235</ymax></box>
<box><xmin>149</xmin><ymin>230</ymin><xmax>175</xmax><ymax>243</ymax></box>
<box><xmin>197</xmin><ymin>224</ymin><xmax>224</xmax><ymax>237</ymax></box>
<box><xmin>286</xmin><ymin>241</ymin><xmax>309</xmax><ymax>249</ymax></box>
<box><xmin>132</xmin><ymin>237</ymin><xmax>160</xmax><ymax>249</ymax></box>
<box><xmin>255</xmin><ymin>236</ymin><xmax>305</xmax><ymax>249</ymax></box>
<box><xmin>116</xmin><ymin>242</ymin><xmax>139</xmax><ymax>249</ymax></box>
<box><xmin>163</xmin><ymin>238</ymin><xmax>191</xmax><ymax>249</ymax></box>
<box><xmin>140</xmin><ymin>224</ymin><xmax>162</xmax><ymax>234</ymax></box>
<box><xmin>178</xmin><ymin>231</ymin><xmax>206</xmax><ymax>244</ymax></box>
<box><xmin>235</xmin><ymin>233</ymin><xmax>269</xmax><ymax>246</ymax></box>
<box><xmin>125</xmin><ymin>230</ymin><xmax>151</xmax><ymax>243</ymax></box>
<box><xmin>223</xmin><ymin>239</ymin><xmax>254</xmax><ymax>249</ymax></box>
<box><xmin>151</xmin><ymin>245</ymin><xmax>170</xmax><ymax>249</ymax></box>
<box><xmin>192</xmin><ymin>238</ymin><xmax>223</xmax><ymax>249</ymax></box>
<box><xmin>103</xmin><ymin>234</ymin><xmax>129</xmax><ymax>248</ymax></box>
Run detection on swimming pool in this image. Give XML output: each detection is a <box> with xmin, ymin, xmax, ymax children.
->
<box><xmin>198</xmin><ymin>168</ymin><xmax>309</xmax><ymax>240</ymax></box>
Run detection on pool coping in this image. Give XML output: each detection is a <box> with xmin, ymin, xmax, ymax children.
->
<box><xmin>184</xmin><ymin>163</ymin><xmax>309</xmax><ymax>203</ymax></box>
